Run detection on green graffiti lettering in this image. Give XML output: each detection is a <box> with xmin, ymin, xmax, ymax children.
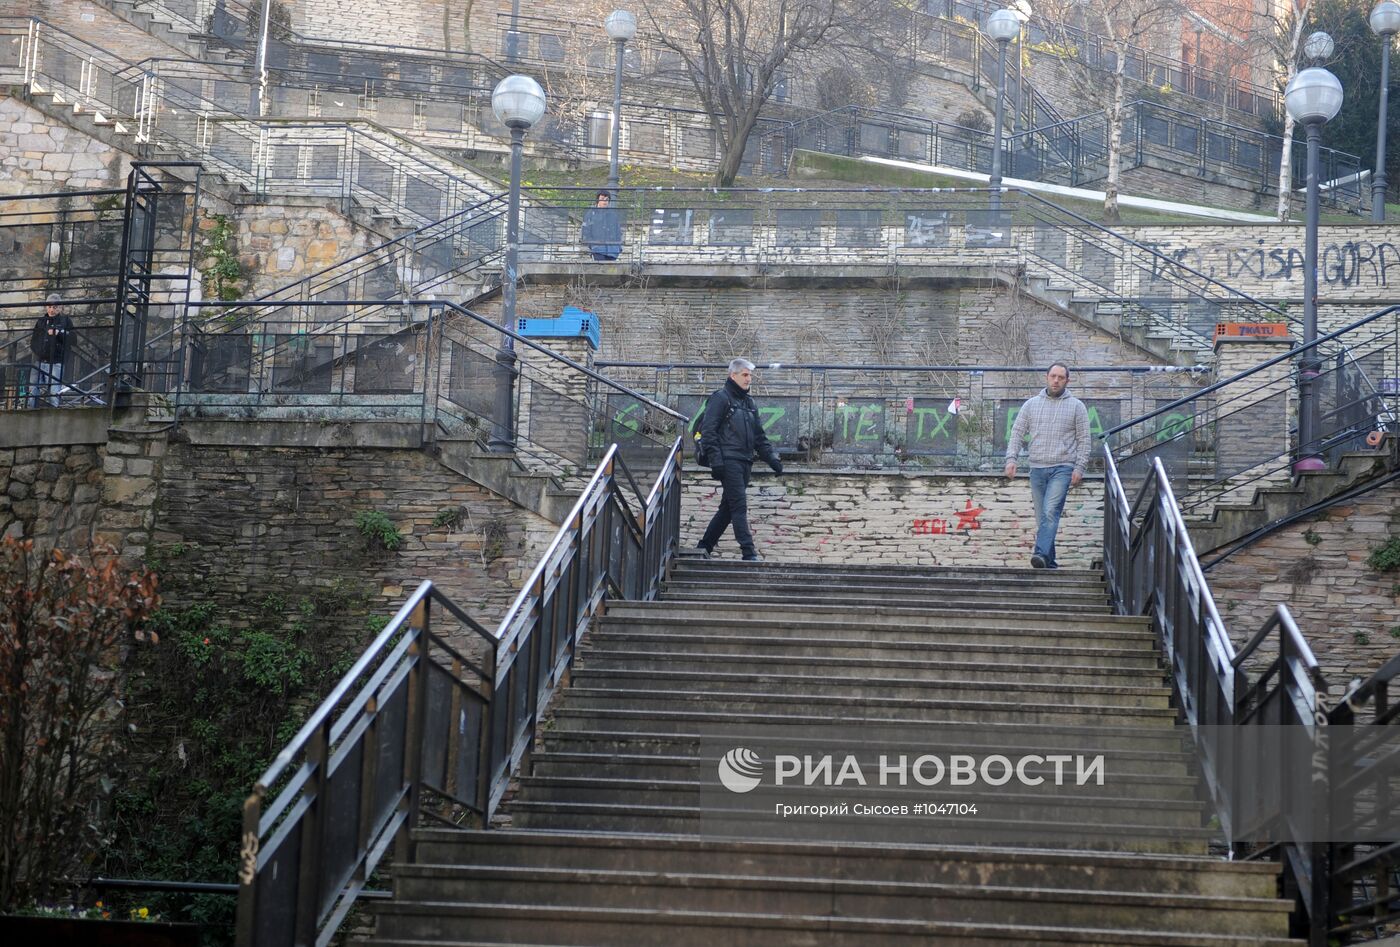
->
<box><xmin>836</xmin><ymin>403</ymin><xmax>861</xmax><ymax>439</ymax></box>
<box><xmin>612</xmin><ymin>402</ymin><xmax>642</xmax><ymax>438</ymax></box>
<box><xmin>855</xmin><ymin>405</ymin><xmax>882</xmax><ymax>441</ymax></box>
<box><xmin>759</xmin><ymin>405</ymin><xmax>786</xmax><ymax>442</ymax></box>
<box><xmin>1155</xmin><ymin>412</ymin><xmax>1193</xmax><ymax>442</ymax></box>
<box><xmin>912</xmin><ymin>407</ymin><xmax>952</xmax><ymax>441</ymax></box>
<box><xmin>1087</xmin><ymin>406</ymin><xmax>1106</xmax><ymax>438</ymax></box>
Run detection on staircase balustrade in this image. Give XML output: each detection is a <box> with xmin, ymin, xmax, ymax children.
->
<box><xmin>1103</xmin><ymin>442</ymin><xmax>1400</xmax><ymax>944</ymax></box>
<box><xmin>234</xmin><ymin>436</ymin><xmax>683</xmax><ymax>947</ymax></box>
<box><xmin>594</xmin><ymin>359</ymin><xmax>1208</xmax><ymax>472</ymax></box>
<box><xmin>1105</xmin><ymin>305</ymin><xmax>1400</xmax><ymax>520</ymax></box>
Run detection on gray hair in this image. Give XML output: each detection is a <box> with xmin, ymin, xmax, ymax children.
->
<box><xmin>728</xmin><ymin>357</ymin><xmax>754</xmax><ymax>374</ymax></box>
<box><xmin>45</xmin><ymin>293</ymin><xmax>61</xmax><ymax>304</ymax></box>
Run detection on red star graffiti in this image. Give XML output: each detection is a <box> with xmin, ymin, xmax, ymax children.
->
<box><xmin>954</xmin><ymin>498</ymin><xmax>986</xmax><ymax>531</ymax></box>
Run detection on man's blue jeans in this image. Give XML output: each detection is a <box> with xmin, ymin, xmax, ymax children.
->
<box><xmin>1029</xmin><ymin>464</ymin><xmax>1073</xmax><ymax>568</ymax></box>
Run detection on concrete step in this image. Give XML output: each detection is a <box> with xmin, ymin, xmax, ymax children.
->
<box><xmin>528</xmin><ymin>746</ymin><xmax>1194</xmax><ymax>781</ymax></box>
<box><xmin>595</xmin><ymin>614</ymin><xmax>1159</xmax><ymax>651</ymax></box>
<box><xmin>659</xmin><ymin>588</ymin><xmax>1117</xmax><ymax>614</ymax></box>
<box><xmin>581</xmin><ymin>631</ymin><xmax>1163</xmax><ymax>668</ymax></box>
<box><xmin>553</xmin><ymin>687</ymin><xmax>1180</xmax><ymax>725</ymax></box>
<box><xmin>547</xmin><ymin>706</ymin><xmax>1190</xmax><ymax>739</ymax></box>
<box><xmin>513</xmin><ymin>772</ymin><xmax>1203</xmax><ymax>811</ymax></box>
<box><xmin>566</xmin><ymin>668</ymin><xmax>1174</xmax><ymax>709</ymax></box>
<box><xmin>671</xmin><ymin>560</ymin><xmax>1105</xmax><ymax>586</ymax></box>
<box><xmin>662</xmin><ymin>577</ymin><xmax>1108</xmax><ymax>609</ymax></box>
<box><xmin>671</xmin><ymin>559</ymin><xmax>1107</xmax><ymax>583</ymax></box>
<box><xmin>575</xmin><ymin>647</ymin><xmax>1167</xmax><ymax>685</ymax></box>
<box><xmin>507</xmin><ymin>801</ymin><xmax>1215</xmax><ymax>855</ymax></box>
<box><xmin>384</xmin><ymin>863</ymin><xmax>1287</xmax><ymax>937</ymax></box>
<box><xmin>366</xmin><ymin>900</ymin><xmax>1296</xmax><ymax>946</ymax></box>
<box><xmin>605</xmin><ymin>600</ymin><xmax>1150</xmax><ymax>630</ymax></box>
<box><xmin>410</xmin><ymin>829</ymin><xmax>1276</xmax><ymax>897</ymax></box>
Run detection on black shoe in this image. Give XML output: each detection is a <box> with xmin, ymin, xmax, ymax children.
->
<box><xmin>1030</xmin><ymin>554</ymin><xmax>1046</xmax><ymax>569</ymax></box>
<box><xmin>742</xmin><ymin>553</ymin><xmax>763</xmax><ymax>562</ymax></box>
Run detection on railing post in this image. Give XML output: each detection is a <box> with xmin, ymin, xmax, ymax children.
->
<box><xmin>396</xmin><ymin>597</ymin><xmax>430</xmax><ymax>863</ymax></box>
<box><xmin>292</xmin><ymin>717</ymin><xmax>331</xmax><ymax>946</ymax></box>
<box><xmin>234</xmin><ymin>792</ymin><xmax>261</xmax><ymax>947</ymax></box>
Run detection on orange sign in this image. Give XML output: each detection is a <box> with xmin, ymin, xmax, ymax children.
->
<box><xmin>1213</xmin><ymin>322</ymin><xmax>1291</xmax><ymax>341</ymax></box>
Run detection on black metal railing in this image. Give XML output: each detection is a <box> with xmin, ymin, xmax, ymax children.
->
<box><xmin>510</xmin><ymin>184</ymin><xmax>1284</xmax><ymax>352</ymax></box>
<box><xmin>173</xmin><ymin>297</ymin><xmax>687</xmax><ymax>480</ymax></box>
<box><xmin>924</xmin><ymin>0</ymin><xmax>1281</xmax><ymax>120</ymax></box>
<box><xmin>1105</xmin><ymin>305</ymin><xmax>1400</xmax><ymax>518</ymax></box>
<box><xmin>595</xmin><ymin>360</ymin><xmax>1207</xmax><ymax>471</ymax></box>
<box><xmin>234</xmin><ymin>435</ymin><xmax>683</xmax><ymax>947</ymax></box>
<box><xmin>1103</xmin><ymin>443</ymin><xmax>1400</xmax><ymax>945</ymax></box>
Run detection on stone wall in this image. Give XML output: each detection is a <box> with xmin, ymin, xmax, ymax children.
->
<box><xmin>0</xmin><ymin>441</ymin><xmax>107</xmax><ymax>549</ymax></box>
<box><xmin>15</xmin><ymin>0</ymin><xmax>196</xmax><ymax>64</ymax></box>
<box><xmin>151</xmin><ymin>438</ymin><xmax>556</xmax><ymax>629</ymax></box>
<box><xmin>480</xmin><ymin>280</ymin><xmax>1167</xmax><ymax>370</ymax></box>
<box><xmin>680</xmin><ymin>468</ymin><xmax>1102</xmax><ymax>569</ymax></box>
<box><xmin>1207</xmin><ymin>480</ymin><xmax>1400</xmax><ymax>694</ymax></box>
<box><xmin>0</xmin><ymin>96</ymin><xmax>136</xmax><ymax>195</ymax></box>
<box><xmin>225</xmin><ymin>198</ymin><xmax>388</xmax><ymax>296</ymax></box>
<box><xmin>1123</xmin><ymin>222</ymin><xmax>1400</xmax><ymax>305</ymax></box>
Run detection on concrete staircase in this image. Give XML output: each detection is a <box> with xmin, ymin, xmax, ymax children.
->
<box><xmin>364</xmin><ymin>560</ymin><xmax>1297</xmax><ymax>946</ymax></box>
<box><xmin>1188</xmin><ymin>447</ymin><xmax>1400</xmax><ymax>555</ymax></box>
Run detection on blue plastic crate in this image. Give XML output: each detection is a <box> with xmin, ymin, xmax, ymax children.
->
<box><xmin>516</xmin><ymin>305</ymin><xmax>600</xmax><ymax>351</ymax></box>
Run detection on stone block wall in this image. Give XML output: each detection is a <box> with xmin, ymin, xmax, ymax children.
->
<box><xmin>0</xmin><ymin>97</ymin><xmax>135</xmax><ymax>195</ymax></box>
<box><xmin>151</xmin><ymin>439</ymin><xmax>556</xmax><ymax>630</ymax></box>
<box><xmin>1207</xmin><ymin>480</ymin><xmax>1400</xmax><ymax>693</ymax></box>
<box><xmin>0</xmin><ymin>441</ymin><xmax>107</xmax><ymax>550</ymax></box>
<box><xmin>478</xmin><ymin>280</ymin><xmax>1166</xmax><ymax>370</ymax></box>
<box><xmin>681</xmin><ymin>468</ymin><xmax>1103</xmax><ymax>568</ymax></box>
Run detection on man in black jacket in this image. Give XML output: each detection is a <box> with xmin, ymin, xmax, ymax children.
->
<box><xmin>696</xmin><ymin>358</ymin><xmax>783</xmax><ymax>561</ymax></box>
<box><xmin>29</xmin><ymin>293</ymin><xmax>73</xmax><ymax>407</ymax></box>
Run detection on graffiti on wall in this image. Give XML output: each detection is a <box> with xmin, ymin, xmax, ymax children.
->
<box><xmin>912</xmin><ymin>498</ymin><xmax>988</xmax><ymax>536</ymax></box>
<box><xmin>1143</xmin><ymin>238</ymin><xmax>1400</xmax><ymax>289</ymax></box>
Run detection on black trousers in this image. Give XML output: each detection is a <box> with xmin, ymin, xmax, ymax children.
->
<box><xmin>700</xmin><ymin>461</ymin><xmax>754</xmax><ymax>555</ymax></box>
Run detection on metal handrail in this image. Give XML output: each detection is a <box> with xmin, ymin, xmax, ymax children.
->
<box><xmin>235</xmin><ymin>436</ymin><xmax>684</xmax><ymax>947</ymax></box>
<box><xmin>1104</xmin><ymin>304</ymin><xmax>1400</xmax><ymax>439</ymax></box>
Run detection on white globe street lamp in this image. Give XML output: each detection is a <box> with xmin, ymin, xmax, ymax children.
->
<box><xmin>604</xmin><ymin>10</ymin><xmax>637</xmax><ymax>187</ymax></box>
<box><xmin>1302</xmin><ymin>31</ymin><xmax>1334</xmax><ymax>63</ymax></box>
<box><xmin>1284</xmin><ymin>66</ymin><xmax>1343</xmax><ymax>472</ymax></box>
<box><xmin>1371</xmin><ymin>2</ymin><xmax>1400</xmax><ymax>220</ymax></box>
<box><xmin>489</xmin><ymin>75</ymin><xmax>547</xmax><ymax>452</ymax></box>
<box><xmin>985</xmin><ymin>9</ymin><xmax>1021</xmax><ymax>202</ymax></box>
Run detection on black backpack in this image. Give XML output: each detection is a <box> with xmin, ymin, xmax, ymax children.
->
<box><xmin>689</xmin><ymin>391</ymin><xmax>736</xmax><ymax>467</ymax></box>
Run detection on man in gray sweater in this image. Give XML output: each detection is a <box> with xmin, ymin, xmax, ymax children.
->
<box><xmin>1003</xmin><ymin>363</ymin><xmax>1091</xmax><ymax>569</ymax></box>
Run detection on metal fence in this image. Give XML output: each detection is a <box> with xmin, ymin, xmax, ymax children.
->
<box><xmin>511</xmin><ymin>184</ymin><xmax>1286</xmax><ymax>352</ymax></box>
<box><xmin>234</xmin><ymin>436</ymin><xmax>683</xmax><ymax>947</ymax></box>
<box><xmin>595</xmin><ymin>361</ymin><xmax>1207</xmax><ymax>471</ymax></box>
<box><xmin>926</xmin><ymin>0</ymin><xmax>1281</xmax><ymax>120</ymax></box>
<box><xmin>1105</xmin><ymin>305</ymin><xmax>1400</xmax><ymax>519</ymax></box>
<box><xmin>175</xmin><ymin>298</ymin><xmax>686</xmax><ymax>482</ymax></box>
<box><xmin>3</xmin><ymin>18</ymin><xmax>497</xmax><ymax>231</ymax></box>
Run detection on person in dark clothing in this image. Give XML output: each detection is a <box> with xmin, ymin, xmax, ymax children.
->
<box><xmin>29</xmin><ymin>293</ymin><xmax>73</xmax><ymax>407</ymax></box>
<box><xmin>580</xmin><ymin>190</ymin><xmax>622</xmax><ymax>261</ymax></box>
<box><xmin>696</xmin><ymin>358</ymin><xmax>783</xmax><ymax>561</ymax></box>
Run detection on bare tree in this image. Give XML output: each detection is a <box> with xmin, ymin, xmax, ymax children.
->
<box><xmin>641</xmin><ymin>0</ymin><xmax>844</xmax><ymax>185</ymax></box>
<box><xmin>1036</xmin><ymin>0</ymin><xmax>1185</xmax><ymax>222</ymax></box>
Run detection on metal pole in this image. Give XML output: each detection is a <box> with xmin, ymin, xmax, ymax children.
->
<box><xmin>1296</xmin><ymin>120</ymin><xmax>1325</xmax><ymax>472</ymax></box>
<box><xmin>989</xmin><ymin>36</ymin><xmax>1009</xmax><ymax>208</ymax></box>
<box><xmin>1374</xmin><ymin>35</ymin><xmax>1393</xmax><ymax>222</ymax></box>
<box><xmin>254</xmin><ymin>0</ymin><xmax>272</xmax><ymax>117</ymax></box>
<box><xmin>507</xmin><ymin>0</ymin><xmax>521</xmax><ymax>62</ymax></box>
<box><xmin>608</xmin><ymin>37</ymin><xmax>626</xmax><ymax>187</ymax></box>
<box><xmin>490</xmin><ymin>125</ymin><xmax>525</xmax><ymax>452</ymax></box>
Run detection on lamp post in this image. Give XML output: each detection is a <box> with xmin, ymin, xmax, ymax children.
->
<box><xmin>1370</xmin><ymin>1</ymin><xmax>1400</xmax><ymax>221</ymax></box>
<box><xmin>604</xmin><ymin>10</ymin><xmax>636</xmax><ymax>188</ymax></box>
<box><xmin>489</xmin><ymin>75</ymin><xmax>547</xmax><ymax>453</ymax></box>
<box><xmin>1284</xmin><ymin>66</ymin><xmax>1344</xmax><ymax>473</ymax></box>
<box><xmin>506</xmin><ymin>0</ymin><xmax>522</xmax><ymax>62</ymax></box>
<box><xmin>986</xmin><ymin>9</ymin><xmax>1020</xmax><ymax>206</ymax></box>
<box><xmin>253</xmin><ymin>0</ymin><xmax>273</xmax><ymax>116</ymax></box>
